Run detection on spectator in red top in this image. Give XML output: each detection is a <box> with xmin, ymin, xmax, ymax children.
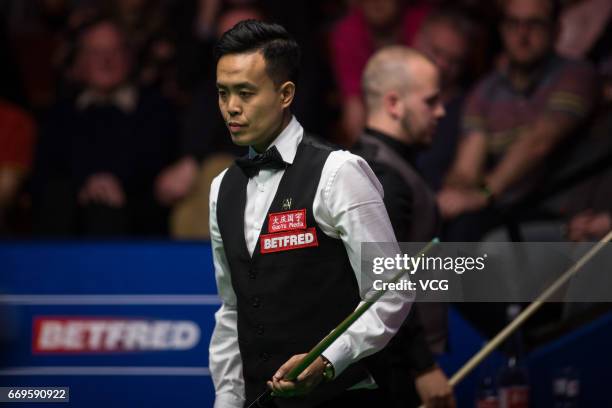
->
<box><xmin>330</xmin><ymin>0</ymin><xmax>432</xmax><ymax>144</ymax></box>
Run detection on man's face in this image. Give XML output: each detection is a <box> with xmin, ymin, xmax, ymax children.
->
<box><xmin>400</xmin><ymin>61</ymin><xmax>445</xmax><ymax>145</ymax></box>
<box><xmin>501</xmin><ymin>0</ymin><xmax>555</xmax><ymax>67</ymax></box>
<box><xmin>79</xmin><ymin>23</ymin><xmax>130</xmax><ymax>92</ymax></box>
<box><xmin>360</xmin><ymin>0</ymin><xmax>400</xmax><ymax>29</ymax></box>
<box><xmin>416</xmin><ymin>22</ymin><xmax>467</xmax><ymax>90</ymax></box>
<box><xmin>217</xmin><ymin>51</ymin><xmax>288</xmax><ymax>151</ymax></box>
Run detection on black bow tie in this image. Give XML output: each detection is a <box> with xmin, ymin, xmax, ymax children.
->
<box><xmin>236</xmin><ymin>146</ymin><xmax>287</xmax><ymax>178</ymax></box>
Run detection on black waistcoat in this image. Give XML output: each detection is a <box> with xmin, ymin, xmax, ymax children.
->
<box><xmin>355</xmin><ymin>132</ymin><xmax>439</xmax><ymax>241</ymax></box>
<box><xmin>217</xmin><ymin>136</ymin><xmax>369</xmax><ymax>407</ymax></box>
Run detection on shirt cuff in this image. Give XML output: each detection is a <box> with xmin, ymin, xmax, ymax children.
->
<box><xmin>213</xmin><ymin>393</ymin><xmax>244</xmax><ymax>408</ymax></box>
<box><xmin>322</xmin><ymin>337</ymin><xmax>353</xmax><ymax>378</ymax></box>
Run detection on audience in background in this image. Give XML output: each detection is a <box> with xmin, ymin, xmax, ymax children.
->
<box><xmin>0</xmin><ymin>0</ymin><xmax>605</xmax><ymax>246</ymax></box>
<box><xmin>437</xmin><ymin>0</ymin><xmax>598</xmax><ymax>241</ymax></box>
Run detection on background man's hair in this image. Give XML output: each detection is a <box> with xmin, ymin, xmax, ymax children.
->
<box><xmin>214</xmin><ymin>19</ymin><xmax>300</xmax><ymax>87</ymax></box>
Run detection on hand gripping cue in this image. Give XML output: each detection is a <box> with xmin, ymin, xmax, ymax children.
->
<box><xmin>246</xmin><ymin>238</ymin><xmax>440</xmax><ymax>408</ymax></box>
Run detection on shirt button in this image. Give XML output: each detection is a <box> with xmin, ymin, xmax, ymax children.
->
<box><xmin>257</xmin><ymin>183</ymin><xmax>265</xmax><ymax>192</ymax></box>
<box><xmin>256</xmin><ymin>324</ymin><xmax>264</xmax><ymax>335</ymax></box>
<box><xmin>252</xmin><ymin>296</ymin><xmax>261</xmax><ymax>308</ymax></box>
<box><xmin>248</xmin><ymin>269</ymin><xmax>257</xmax><ymax>279</ymax></box>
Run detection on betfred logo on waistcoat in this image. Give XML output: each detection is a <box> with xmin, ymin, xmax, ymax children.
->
<box><xmin>32</xmin><ymin>316</ymin><xmax>200</xmax><ymax>353</ymax></box>
<box><xmin>260</xmin><ymin>227</ymin><xmax>318</xmax><ymax>253</ymax></box>
<box><xmin>268</xmin><ymin>209</ymin><xmax>306</xmax><ymax>233</ymax></box>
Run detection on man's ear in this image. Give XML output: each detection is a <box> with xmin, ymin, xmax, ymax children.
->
<box><xmin>279</xmin><ymin>81</ymin><xmax>296</xmax><ymax>108</ymax></box>
<box><xmin>383</xmin><ymin>91</ymin><xmax>402</xmax><ymax>120</ymax></box>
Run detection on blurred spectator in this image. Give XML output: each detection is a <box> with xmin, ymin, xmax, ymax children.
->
<box><xmin>98</xmin><ymin>0</ymin><xmax>182</xmax><ymax>105</ymax></box>
<box><xmin>52</xmin><ymin>1</ymin><xmax>183</xmax><ymax>107</ymax></box>
<box><xmin>414</xmin><ymin>9</ymin><xmax>473</xmax><ymax>101</ymax></box>
<box><xmin>32</xmin><ymin>19</ymin><xmax>178</xmax><ymax>237</ymax></box>
<box><xmin>0</xmin><ymin>99</ymin><xmax>36</xmax><ymax>234</ymax></box>
<box><xmin>481</xmin><ymin>54</ymin><xmax>612</xmax><ymax>243</ymax></box>
<box><xmin>437</xmin><ymin>0</ymin><xmax>598</xmax><ymax>240</ymax></box>
<box><xmin>330</xmin><ymin>0</ymin><xmax>433</xmax><ymax>144</ymax></box>
<box><xmin>414</xmin><ymin>9</ymin><xmax>475</xmax><ymax>191</ymax></box>
<box><xmin>556</xmin><ymin>0</ymin><xmax>612</xmax><ymax>64</ymax></box>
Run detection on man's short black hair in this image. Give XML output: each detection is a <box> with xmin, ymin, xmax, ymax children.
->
<box><xmin>214</xmin><ymin>20</ymin><xmax>300</xmax><ymax>87</ymax></box>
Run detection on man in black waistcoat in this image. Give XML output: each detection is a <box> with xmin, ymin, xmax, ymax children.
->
<box><xmin>208</xmin><ymin>21</ymin><xmax>413</xmax><ymax>408</ymax></box>
<box><xmin>352</xmin><ymin>47</ymin><xmax>455</xmax><ymax>407</ymax></box>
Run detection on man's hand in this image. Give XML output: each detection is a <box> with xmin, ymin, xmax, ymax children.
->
<box><xmin>0</xmin><ymin>167</ymin><xmax>25</xmax><ymax>209</ymax></box>
<box><xmin>78</xmin><ymin>173</ymin><xmax>125</xmax><ymax>207</ymax></box>
<box><xmin>567</xmin><ymin>210</ymin><xmax>612</xmax><ymax>241</ymax></box>
<box><xmin>155</xmin><ymin>156</ymin><xmax>198</xmax><ymax>205</ymax></box>
<box><xmin>267</xmin><ymin>354</ymin><xmax>326</xmax><ymax>398</ymax></box>
<box><xmin>415</xmin><ymin>367</ymin><xmax>456</xmax><ymax>408</ymax></box>
<box><xmin>437</xmin><ymin>187</ymin><xmax>488</xmax><ymax>219</ymax></box>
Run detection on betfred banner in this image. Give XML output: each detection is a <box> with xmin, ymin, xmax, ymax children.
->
<box><xmin>32</xmin><ymin>317</ymin><xmax>201</xmax><ymax>353</ymax></box>
<box><xmin>0</xmin><ymin>242</ymin><xmax>218</xmax><ymax>407</ymax></box>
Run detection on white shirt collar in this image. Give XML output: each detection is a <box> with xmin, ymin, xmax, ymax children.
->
<box><xmin>76</xmin><ymin>85</ymin><xmax>138</xmax><ymax>113</ymax></box>
<box><xmin>248</xmin><ymin>115</ymin><xmax>303</xmax><ymax>164</ymax></box>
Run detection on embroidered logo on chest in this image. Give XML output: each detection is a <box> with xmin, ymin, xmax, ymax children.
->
<box><xmin>281</xmin><ymin>197</ymin><xmax>292</xmax><ymax>210</ymax></box>
<box><xmin>260</xmin><ymin>228</ymin><xmax>318</xmax><ymax>253</ymax></box>
<box><xmin>268</xmin><ymin>209</ymin><xmax>306</xmax><ymax>233</ymax></box>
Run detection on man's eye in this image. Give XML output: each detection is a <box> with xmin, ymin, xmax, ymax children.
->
<box><xmin>425</xmin><ymin>96</ymin><xmax>439</xmax><ymax>107</ymax></box>
<box><xmin>218</xmin><ymin>90</ymin><xmax>227</xmax><ymax>98</ymax></box>
<box><xmin>239</xmin><ymin>91</ymin><xmax>253</xmax><ymax>98</ymax></box>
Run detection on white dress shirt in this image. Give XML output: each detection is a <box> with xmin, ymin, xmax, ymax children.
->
<box><xmin>208</xmin><ymin>117</ymin><xmax>413</xmax><ymax>408</ymax></box>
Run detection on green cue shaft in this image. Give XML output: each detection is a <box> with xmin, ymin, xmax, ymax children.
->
<box><xmin>283</xmin><ymin>238</ymin><xmax>439</xmax><ymax>381</ymax></box>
